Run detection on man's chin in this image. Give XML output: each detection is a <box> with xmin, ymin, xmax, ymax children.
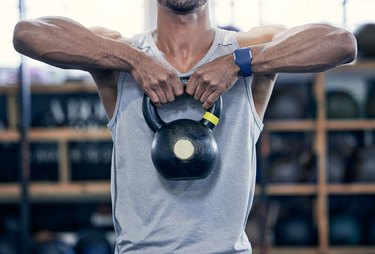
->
<box><xmin>159</xmin><ymin>0</ymin><xmax>208</xmax><ymax>13</ymax></box>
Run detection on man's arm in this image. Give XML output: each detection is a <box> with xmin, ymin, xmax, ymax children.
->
<box><xmin>13</xmin><ymin>16</ymin><xmax>135</xmax><ymax>71</ymax></box>
<box><xmin>237</xmin><ymin>25</ymin><xmax>284</xmax><ymax>120</ymax></box>
<box><xmin>186</xmin><ymin>24</ymin><xmax>357</xmax><ymax>111</ymax></box>
<box><xmin>249</xmin><ymin>24</ymin><xmax>357</xmax><ymax>74</ymax></box>
<box><xmin>13</xmin><ymin>16</ymin><xmax>183</xmax><ymax>117</ymax></box>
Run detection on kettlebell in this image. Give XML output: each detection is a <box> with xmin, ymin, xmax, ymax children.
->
<box><xmin>355</xmin><ymin>23</ymin><xmax>375</xmax><ymax>58</ymax></box>
<box><xmin>142</xmin><ymin>92</ymin><xmax>222</xmax><ymax>181</ymax></box>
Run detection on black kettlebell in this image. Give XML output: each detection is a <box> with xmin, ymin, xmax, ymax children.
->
<box><xmin>142</xmin><ymin>90</ymin><xmax>222</xmax><ymax>181</ymax></box>
<box><xmin>355</xmin><ymin>23</ymin><xmax>375</xmax><ymax>58</ymax></box>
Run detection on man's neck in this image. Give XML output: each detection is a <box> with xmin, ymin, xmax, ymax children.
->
<box><xmin>153</xmin><ymin>4</ymin><xmax>215</xmax><ymax>73</ymax></box>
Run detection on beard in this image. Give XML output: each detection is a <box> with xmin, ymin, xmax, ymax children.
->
<box><xmin>158</xmin><ymin>0</ymin><xmax>208</xmax><ymax>13</ymax></box>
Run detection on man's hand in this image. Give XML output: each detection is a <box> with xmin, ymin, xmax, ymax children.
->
<box><xmin>89</xmin><ymin>26</ymin><xmax>184</xmax><ymax>107</ymax></box>
<box><xmin>185</xmin><ymin>54</ymin><xmax>240</xmax><ymax>109</ymax></box>
<box><xmin>130</xmin><ymin>53</ymin><xmax>184</xmax><ymax>107</ymax></box>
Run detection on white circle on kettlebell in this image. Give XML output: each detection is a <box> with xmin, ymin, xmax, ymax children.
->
<box><xmin>174</xmin><ymin>138</ymin><xmax>194</xmax><ymax>160</ymax></box>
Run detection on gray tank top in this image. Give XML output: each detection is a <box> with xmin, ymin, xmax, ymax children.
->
<box><xmin>108</xmin><ymin>27</ymin><xmax>263</xmax><ymax>254</ymax></box>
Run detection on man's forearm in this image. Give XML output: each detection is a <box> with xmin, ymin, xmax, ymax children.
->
<box><xmin>249</xmin><ymin>24</ymin><xmax>357</xmax><ymax>74</ymax></box>
<box><xmin>13</xmin><ymin>16</ymin><xmax>140</xmax><ymax>72</ymax></box>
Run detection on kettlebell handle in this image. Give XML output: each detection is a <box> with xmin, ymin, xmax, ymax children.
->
<box><xmin>142</xmin><ymin>82</ymin><xmax>222</xmax><ymax>133</ymax></box>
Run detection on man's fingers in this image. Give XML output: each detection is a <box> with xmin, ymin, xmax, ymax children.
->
<box><xmin>200</xmin><ymin>88</ymin><xmax>213</xmax><ymax>105</ymax></box>
<box><xmin>185</xmin><ymin>75</ymin><xmax>198</xmax><ymax>96</ymax></box>
<box><xmin>147</xmin><ymin>90</ymin><xmax>161</xmax><ymax>107</ymax></box>
<box><xmin>186</xmin><ymin>74</ymin><xmax>206</xmax><ymax>101</ymax></box>
<box><xmin>154</xmin><ymin>87</ymin><xmax>168</xmax><ymax>104</ymax></box>
<box><xmin>193</xmin><ymin>83</ymin><xmax>205</xmax><ymax>101</ymax></box>
<box><xmin>163</xmin><ymin>82</ymin><xmax>175</xmax><ymax>102</ymax></box>
<box><xmin>202</xmin><ymin>92</ymin><xmax>219</xmax><ymax>110</ymax></box>
<box><xmin>171</xmin><ymin>77</ymin><xmax>184</xmax><ymax>97</ymax></box>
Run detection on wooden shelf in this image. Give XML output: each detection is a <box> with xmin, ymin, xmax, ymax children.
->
<box><xmin>0</xmin><ymin>129</ymin><xmax>20</xmax><ymax>141</ymax></box>
<box><xmin>328</xmin><ymin>184</ymin><xmax>375</xmax><ymax>195</ymax></box>
<box><xmin>0</xmin><ymin>183</ymin><xmax>318</xmax><ymax>201</ymax></box>
<box><xmin>328</xmin><ymin>247</ymin><xmax>375</xmax><ymax>254</ymax></box>
<box><xmin>0</xmin><ymin>182</ymin><xmax>110</xmax><ymax>202</ymax></box>
<box><xmin>255</xmin><ymin>184</ymin><xmax>317</xmax><ymax>196</ymax></box>
<box><xmin>0</xmin><ymin>86</ymin><xmax>18</xmax><ymax>94</ymax></box>
<box><xmin>330</xmin><ymin>60</ymin><xmax>375</xmax><ymax>72</ymax></box>
<box><xmin>30</xmin><ymin>82</ymin><xmax>96</xmax><ymax>93</ymax></box>
<box><xmin>265</xmin><ymin>119</ymin><xmax>375</xmax><ymax>131</ymax></box>
<box><xmin>253</xmin><ymin>247</ymin><xmax>318</xmax><ymax>254</ymax></box>
<box><xmin>29</xmin><ymin>127</ymin><xmax>111</xmax><ymax>141</ymax></box>
<box><xmin>255</xmin><ymin>183</ymin><xmax>375</xmax><ymax>196</ymax></box>
<box><xmin>0</xmin><ymin>128</ymin><xmax>111</xmax><ymax>141</ymax></box>
<box><xmin>326</xmin><ymin>120</ymin><xmax>375</xmax><ymax>130</ymax></box>
<box><xmin>0</xmin><ymin>183</ymin><xmax>320</xmax><ymax>201</ymax></box>
<box><xmin>2</xmin><ymin>119</ymin><xmax>375</xmax><ymax>142</ymax></box>
<box><xmin>0</xmin><ymin>82</ymin><xmax>96</xmax><ymax>94</ymax></box>
<box><xmin>253</xmin><ymin>246</ymin><xmax>375</xmax><ymax>254</ymax></box>
<box><xmin>265</xmin><ymin>120</ymin><xmax>316</xmax><ymax>132</ymax></box>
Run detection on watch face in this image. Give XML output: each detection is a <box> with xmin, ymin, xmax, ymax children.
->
<box><xmin>234</xmin><ymin>48</ymin><xmax>252</xmax><ymax>77</ymax></box>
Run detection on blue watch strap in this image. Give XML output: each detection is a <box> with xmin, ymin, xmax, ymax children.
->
<box><xmin>233</xmin><ymin>47</ymin><xmax>252</xmax><ymax>77</ymax></box>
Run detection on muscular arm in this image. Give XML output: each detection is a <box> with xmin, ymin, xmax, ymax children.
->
<box><xmin>13</xmin><ymin>16</ymin><xmax>183</xmax><ymax>118</ymax></box>
<box><xmin>186</xmin><ymin>24</ymin><xmax>357</xmax><ymax>117</ymax></box>
<box><xmin>13</xmin><ymin>16</ymin><xmax>137</xmax><ymax>72</ymax></box>
<box><xmin>238</xmin><ymin>25</ymin><xmax>286</xmax><ymax>120</ymax></box>
<box><xmin>249</xmin><ymin>24</ymin><xmax>357</xmax><ymax>74</ymax></box>
<box><xmin>13</xmin><ymin>16</ymin><xmax>134</xmax><ymax>119</ymax></box>
<box><xmin>246</xmin><ymin>24</ymin><xmax>356</xmax><ymax>119</ymax></box>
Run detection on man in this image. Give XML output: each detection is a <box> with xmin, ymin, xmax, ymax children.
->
<box><xmin>13</xmin><ymin>0</ymin><xmax>356</xmax><ymax>253</ymax></box>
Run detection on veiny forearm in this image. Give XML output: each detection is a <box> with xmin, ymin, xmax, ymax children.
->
<box><xmin>13</xmin><ymin>16</ymin><xmax>142</xmax><ymax>72</ymax></box>
<box><xmin>250</xmin><ymin>24</ymin><xmax>357</xmax><ymax>74</ymax></box>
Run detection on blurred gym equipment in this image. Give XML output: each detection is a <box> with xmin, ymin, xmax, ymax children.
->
<box><xmin>268</xmin><ymin>154</ymin><xmax>301</xmax><ymax>183</ymax></box>
<box><xmin>326</xmin><ymin>91</ymin><xmax>359</xmax><ymax>119</ymax></box>
<box><xmin>75</xmin><ymin>230</ymin><xmax>112</xmax><ymax>254</ymax></box>
<box><xmin>330</xmin><ymin>213</ymin><xmax>361</xmax><ymax>245</ymax></box>
<box><xmin>0</xmin><ymin>238</ymin><xmax>17</xmax><ymax>254</ymax></box>
<box><xmin>33</xmin><ymin>239</ymin><xmax>75</xmax><ymax>254</ymax></box>
<box><xmin>274</xmin><ymin>209</ymin><xmax>316</xmax><ymax>246</ymax></box>
<box><xmin>0</xmin><ymin>95</ymin><xmax>7</xmax><ymax>130</ymax></box>
<box><xmin>31</xmin><ymin>94</ymin><xmax>107</xmax><ymax>128</ymax></box>
<box><xmin>265</xmin><ymin>85</ymin><xmax>306</xmax><ymax>119</ymax></box>
<box><xmin>0</xmin><ymin>143</ymin><xmax>19</xmax><ymax>182</ymax></box>
<box><xmin>355</xmin><ymin>23</ymin><xmax>375</xmax><ymax>58</ymax></box>
<box><xmin>365</xmin><ymin>87</ymin><xmax>375</xmax><ymax>118</ymax></box>
<box><xmin>354</xmin><ymin>147</ymin><xmax>375</xmax><ymax>182</ymax></box>
<box><xmin>365</xmin><ymin>215</ymin><xmax>375</xmax><ymax>245</ymax></box>
<box><xmin>30</xmin><ymin>143</ymin><xmax>59</xmax><ymax>181</ymax></box>
<box><xmin>327</xmin><ymin>152</ymin><xmax>346</xmax><ymax>183</ymax></box>
<box><xmin>69</xmin><ymin>142</ymin><xmax>112</xmax><ymax>181</ymax></box>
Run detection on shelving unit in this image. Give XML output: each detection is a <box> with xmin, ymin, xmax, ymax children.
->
<box><xmin>258</xmin><ymin>60</ymin><xmax>375</xmax><ymax>254</ymax></box>
<box><xmin>0</xmin><ymin>61</ymin><xmax>374</xmax><ymax>253</ymax></box>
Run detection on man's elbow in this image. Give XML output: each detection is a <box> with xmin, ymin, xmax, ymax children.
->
<box><xmin>337</xmin><ymin>29</ymin><xmax>358</xmax><ymax>64</ymax></box>
<box><xmin>13</xmin><ymin>20</ymin><xmax>32</xmax><ymax>54</ymax></box>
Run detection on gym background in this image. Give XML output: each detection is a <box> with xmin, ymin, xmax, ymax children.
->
<box><xmin>1</xmin><ymin>0</ymin><xmax>375</xmax><ymax>253</ymax></box>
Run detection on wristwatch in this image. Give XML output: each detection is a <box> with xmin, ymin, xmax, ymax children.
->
<box><xmin>233</xmin><ymin>47</ymin><xmax>252</xmax><ymax>77</ymax></box>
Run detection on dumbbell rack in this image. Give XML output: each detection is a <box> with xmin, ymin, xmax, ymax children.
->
<box><xmin>0</xmin><ymin>83</ymin><xmax>112</xmax><ymax>202</ymax></box>
<box><xmin>255</xmin><ymin>60</ymin><xmax>375</xmax><ymax>254</ymax></box>
<box><xmin>0</xmin><ymin>61</ymin><xmax>375</xmax><ymax>254</ymax></box>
